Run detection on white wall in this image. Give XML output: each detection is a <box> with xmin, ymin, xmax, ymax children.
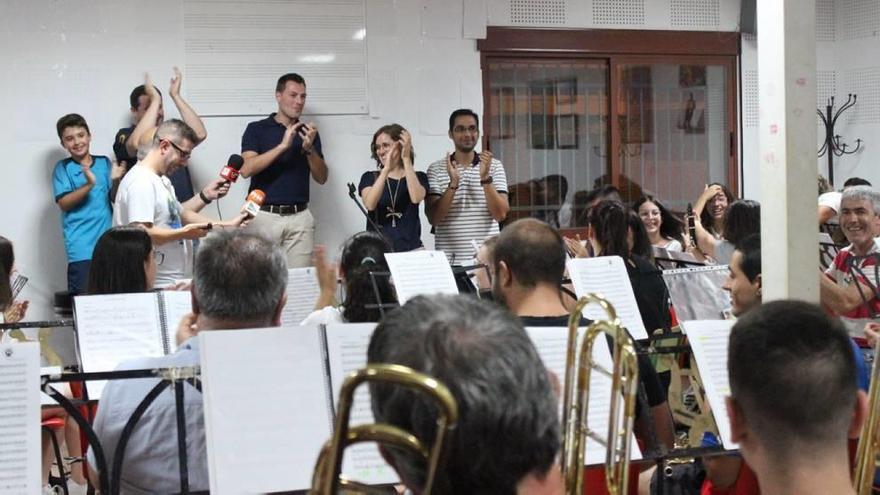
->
<box><xmin>740</xmin><ymin>0</ymin><xmax>880</xmax><ymax>201</ymax></box>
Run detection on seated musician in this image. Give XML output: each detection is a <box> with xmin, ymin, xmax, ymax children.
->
<box><xmin>706</xmin><ymin>234</ymin><xmax>868</xmax><ymax>494</ymax></box>
<box><xmin>87</xmin><ymin>230</ymin><xmax>288</xmax><ymax>492</ymax></box>
<box><xmin>820</xmin><ymin>185</ymin><xmax>880</xmax><ymax>325</ymax></box>
<box><xmin>727</xmin><ymin>300</ymin><xmax>868</xmax><ymax>495</ymax></box>
<box><xmin>491</xmin><ymin>217</ymin><xmax>675</xmax><ymax>451</ymax></box>
<box><xmin>367</xmin><ymin>294</ymin><xmax>562</xmax><ymax>494</ymax></box>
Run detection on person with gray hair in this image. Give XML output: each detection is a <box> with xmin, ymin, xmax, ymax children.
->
<box><xmin>821</xmin><ymin>185</ymin><xmax>880</xmax><ymax>321</ymax></box>
<box><xmin>113</xmin><ymin>118</ymin><xmax>248</xmax><ymax>287</ymax></box>
<box><xmin>367</xmin><ymin>295</ymin><xmax>562</xmax><ymax>494</ymax></box>
<box><xmin>87</xmin><ymin>230</ymin><xmax>288</xmax><ymax>492</ymax></box>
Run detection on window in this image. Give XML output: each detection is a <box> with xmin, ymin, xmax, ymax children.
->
<box><xmin>479</xmin><ymin>29</ymin><xmax>739</xmax><ymax>228</ymax></box>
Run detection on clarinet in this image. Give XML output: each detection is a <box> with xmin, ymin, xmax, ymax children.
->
<box><xmin>686</xmin><ymin>203</ymin><xmax>698</xmax><ymax>248</ymax></box>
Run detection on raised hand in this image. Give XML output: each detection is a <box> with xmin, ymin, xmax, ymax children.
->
<box><xmin>144</xmin><ymin>73</ymin><xmax>158</xmax><ymax>100</ymax></box>
<box><xmin>312</xmin><ymin>245</ymin><xmax>338</xmax><ymax>294</ymax></box>
<box><xmin>82</xmin><ymin>163</ymin><xmax>97</xmax><ymax>185</ymax></box>
<box><xmin>400</xmin><ymin>130</ymin><xmax>413</xmax><ymax>163</ymax></box>
<box><xmin>169</xmin><ymin>66</ymin><xmax>182</xmax><ymax>98</ymax></box>
<box><xmin>110</xmin><ymin>159</ymin><xmax>126</xmax><ymax>180</ymax></box>
<box><xmin>299</xmin><ymin>122</ymin><xmax>318</xmax><ymax>152</ymax></box>
<box><xmin>478</xmin><ymin>150</ymin><xmax>493</xmax><ymax>180</ymax></box>
<box><xmin>445</xmin><ymin>152</ymin><xmax>460</xmax><ymax>188</ymax></box>
<box><xmin>280</xmin><ymin>122</ymin><xmax>303</xmax><ymax>150</ymax></box>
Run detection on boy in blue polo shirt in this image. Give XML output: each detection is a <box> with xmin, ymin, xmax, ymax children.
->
<box><xmin>52</xmin><ymin>113</ymin><xmax>124</xmax><ymax>294</ymax></box>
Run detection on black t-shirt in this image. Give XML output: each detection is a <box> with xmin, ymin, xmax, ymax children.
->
<box><xmin>520</xmin><ymin>314</ymin><xmax>666</xmax><ymax>410</ymax></box>
<box><xmin>113</xmin><ymin>126</ymin><xmax>196</xmax><ymax>202</ymax></box>
<box><xmin>626</xmin><ymin>255</ymin><xmax>672</xmax><ymax>335</ymax></box>
<box><xmin>358</xmin><ymin>171</ymin><xmax>429</xmax><ymax>252</ymax></box>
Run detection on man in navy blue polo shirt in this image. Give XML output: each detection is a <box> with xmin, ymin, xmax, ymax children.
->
<box><xmin>240</xmin><ymin>73</ymin><xmax>328</xmax><ymax>268</ymax></box>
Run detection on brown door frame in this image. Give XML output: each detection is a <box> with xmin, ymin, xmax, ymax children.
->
<box><xmin>478</xmin><ymin>27</ymin><xmax>741</xmax><ymax>196</ymax></box>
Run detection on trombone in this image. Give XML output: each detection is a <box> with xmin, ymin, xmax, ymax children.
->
<box><xmin>310</xmin><ymin>363</ymin><xmax>459</xmax><ymax>495</ymax></box>
<box><xmin>854</xmin><ymin>340</ymin><xmax>880</xmax><ymax>494</ymax></box>
<box><xmin>561</xmin><ymin>294</ymin><xmax>640</xmax><ymax>495</ymax></box>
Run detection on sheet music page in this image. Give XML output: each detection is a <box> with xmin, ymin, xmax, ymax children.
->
<box><xmin>160</xmin><ymin>290</ymin><xmax>193</xmax><ymax>353</ymax></box>
<box><xmin>385</xmin><ymin>250</ymin><xmax>458</xmax><ymax>304</ymax></box>
<box><xmin>681</xmin><ymin>320</ymin><xmax>737</xmax><ymax>448</ymax></box>
<box><xmin>200</xmin><ymin>326</ymin><xmax>331</xmax><ymax>493</ymax></box>
<box><xmin>662</xmin><ymin>266</ymin><xmax>730</xmax><ymax>321</ymax></box>
<box><xmin>566</xmin><ymin>256</ymin><xmax>649</xmax><ymax>339</ymax></box>
<box><xmin>0</xmin><ymin>342</ymin><xmax>41</xmax><ymax>492</ymax></box>
<box><xmin>281</xmin><ymin>267</ymin><xmax>322</xmax><ymax>326</ymax></box>
<box><xmin>73</xmin><ymin>293</ymin><xmax>165</xmax><ymax>398</ymax></box>
<box><xmin>525</xmin><ymin>326</ymin><xmax>641</xmax><ymax>465</ymax></box>
<box><xmin>325</xmin><ymin>323</ymin><xmax>399</xmax><ymax>485</ymax></box>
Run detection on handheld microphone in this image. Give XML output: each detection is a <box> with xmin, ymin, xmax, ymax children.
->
<box><xmin>242</xmin><ymin>189</ymin><xmax>265</xmax><ymax>217</ymax></box>
<box><xmin>219</xmin><ymin>154</ymin><xmax>244</xmax><ymax>183</ymax></box>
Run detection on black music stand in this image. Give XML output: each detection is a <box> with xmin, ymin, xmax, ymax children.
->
<box><xmin>846</xmin><ymin>253</ymin><xmax>880</xmax><ymax>318</ymax></box>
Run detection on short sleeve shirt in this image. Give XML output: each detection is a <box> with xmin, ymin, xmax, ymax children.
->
<box><xmin>824</xmin><ymin>240</ymin><xmax>880</xmax><ymax>318</ymax></box>
<box><xmin>113</xmin><ymin>164</ymin><xmax>190</xmax><ymax>287</ymax></box>
<box><xmin>241</xmin><ymin>114</ymin><xmax>324</xmax><ymax>205</ymax></box>
<box><xmin>819</xmin><ymin>191</ymin><xmax>842</xmax><ymax>224</ymax></box>
<box><xmin>358</xmin><ymin>170</ymin><xmax>429</xmax><ymax>252</ymax></box>
<box><xmin>52</xmin><ymin>155</ymin><xmax>113</xmax><ymax>262</ymax></box>
<box><xmin>426</xmin><ymin>155</ymin><xmax>508</xmax><ymax>263</ymax></box>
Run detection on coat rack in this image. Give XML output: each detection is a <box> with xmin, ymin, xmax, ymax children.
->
<box><xmin>817</xmin><ymin>94</ymin><xmax>862</xmax><ymax>187</ymax></box>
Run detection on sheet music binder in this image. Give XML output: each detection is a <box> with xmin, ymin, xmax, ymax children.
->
<box><xmin>72</xmin><ymin>291</ymin><xmax>192</xmax><ymax>398</ymax></box>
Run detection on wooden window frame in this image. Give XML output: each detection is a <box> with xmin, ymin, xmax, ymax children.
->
<box><xmin>478</xmin><ymin>27</ymin><xmax>741</xmax><ymax>196</ymax></box>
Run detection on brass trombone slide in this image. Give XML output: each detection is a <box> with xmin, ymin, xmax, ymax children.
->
<box><xmin>561</xmin><ymin>294</ymin><xmax>641</xmax><ymax>495</ymax></box>
<box><xmin>310</xmin><ymin>363</ymin><xmax>459</xmax><ymax>495</ymax></box>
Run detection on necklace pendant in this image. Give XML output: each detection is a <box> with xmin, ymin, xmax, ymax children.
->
<box><xmin>392</xmin><ymin>217</ymin><xmax>397</xmax><ymax>228</ymax></box>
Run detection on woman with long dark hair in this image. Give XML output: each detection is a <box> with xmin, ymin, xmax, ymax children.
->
<box><xmin>696</xmin><ymin>183</ymin><xmax>734</xmax><ymax>239</ymax></box>
<box><xmin>588</xmin><ymin>200</ymin><xmax>672</xmax><ymax>334</ymax></box>
<box><xmin>87</xmin><ymin>226</ymin><xmax>157</xmax><ymax>294</ymax></box>
<box><xmin>303</xmin><ymin>231</ymin><xmax>397</xmax><ymax>324</ymax></box>
<box><xmin>634</xmin><ymin>195</ymin><xmax>686</xmax><ymax>252</ymax></box>
<box><xmin>694</xmin><ymin>199</ymin><xmax>761</xmax><ymax>265</ymax></box>
<box><xmin>358</xmin><ymin>124</ymin><xmax>428</xmax><ymax>252</ymax></box>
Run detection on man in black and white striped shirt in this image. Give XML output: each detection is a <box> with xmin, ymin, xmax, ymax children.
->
<box><xmin>426</xmin><ymin>109</ymin><xmax>509</xmax><ymax>264</ymax></box>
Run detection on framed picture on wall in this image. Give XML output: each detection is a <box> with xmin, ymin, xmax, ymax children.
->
<box><xmin>530</xmin><ymin>82</ymin><xmax>555</xmax><ymax>149</ymax></box>
<box><xmin>556</xmin><ymin>114</ymin><xmax>578</xmax><ymax>149</ymax></box>
<box><xmin>618</xmin><ymin>66</ymin><xmax>653</xmax><ymax>144</ymax></box>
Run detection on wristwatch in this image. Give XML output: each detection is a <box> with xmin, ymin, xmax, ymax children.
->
<box><xmin>479</xmin><ymin>176</ymin><xmax>493</xmax><ymax>185</ymax></box>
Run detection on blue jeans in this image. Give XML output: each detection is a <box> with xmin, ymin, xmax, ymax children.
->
<box><xmin>67</xmin><ymin>260</ymin><xmax>91</xmax><ymax>295</ymax></box>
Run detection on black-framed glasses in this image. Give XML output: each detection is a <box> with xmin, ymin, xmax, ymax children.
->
<box><xmin>452</xmin><ymin>125</ymin><xmax>478</xmax><ymax>134</ymax></box>
<box><xmin>165</xmin><ymin>139</ymin><xmax>192</xmax><ymax>160</ymax></box>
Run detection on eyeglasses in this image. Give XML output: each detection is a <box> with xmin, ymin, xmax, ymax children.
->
<box><xmin>452</xmin><ymin>125</ymin><xmax>478</xmax><ymax>134</ymax></box>
<box><xmin>164</xmin><ymin>139</ymin><xmax>192</xmax><ymax>160</ymax></box>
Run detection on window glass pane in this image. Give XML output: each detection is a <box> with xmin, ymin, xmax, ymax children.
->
<box><xmin>617</xmin><ymin>63</ymin><xmax>729</xmax><ymax>213</ymax></box>
<box><xmin>486</xmin><ymin>60</ymin><xmax>609</xmax><ymax>228</ymax></box>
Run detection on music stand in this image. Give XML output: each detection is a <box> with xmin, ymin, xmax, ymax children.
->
<box><xmin>846</xmin><ymin>253</ymin><xmax>880</xmax><ymax>319</ymax></box>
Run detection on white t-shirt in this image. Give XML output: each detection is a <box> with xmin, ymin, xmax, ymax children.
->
<box><xmin>426</xmin><ymin>156</ymin><xmax>508</xmax><ymax>264</ymax></box>
<box><xmin>113</xmin><ymin>164</ymin><xmax>190</xmax><ymax>287</ymax></box>
<box><xmin>819</xmin><ymin>191</ymin><xmax>842</xmax><ymax>224</ymax></box>
<box><xmin>300</xmin><ymin>306</ymin><xmax>344</xmax><ymax>326</ymax></box>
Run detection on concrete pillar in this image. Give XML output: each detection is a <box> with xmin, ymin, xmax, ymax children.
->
<box><xmin>757</xmin><ymin>0</ymin><xmax>818</xmax><ymax>302</ymax></box>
